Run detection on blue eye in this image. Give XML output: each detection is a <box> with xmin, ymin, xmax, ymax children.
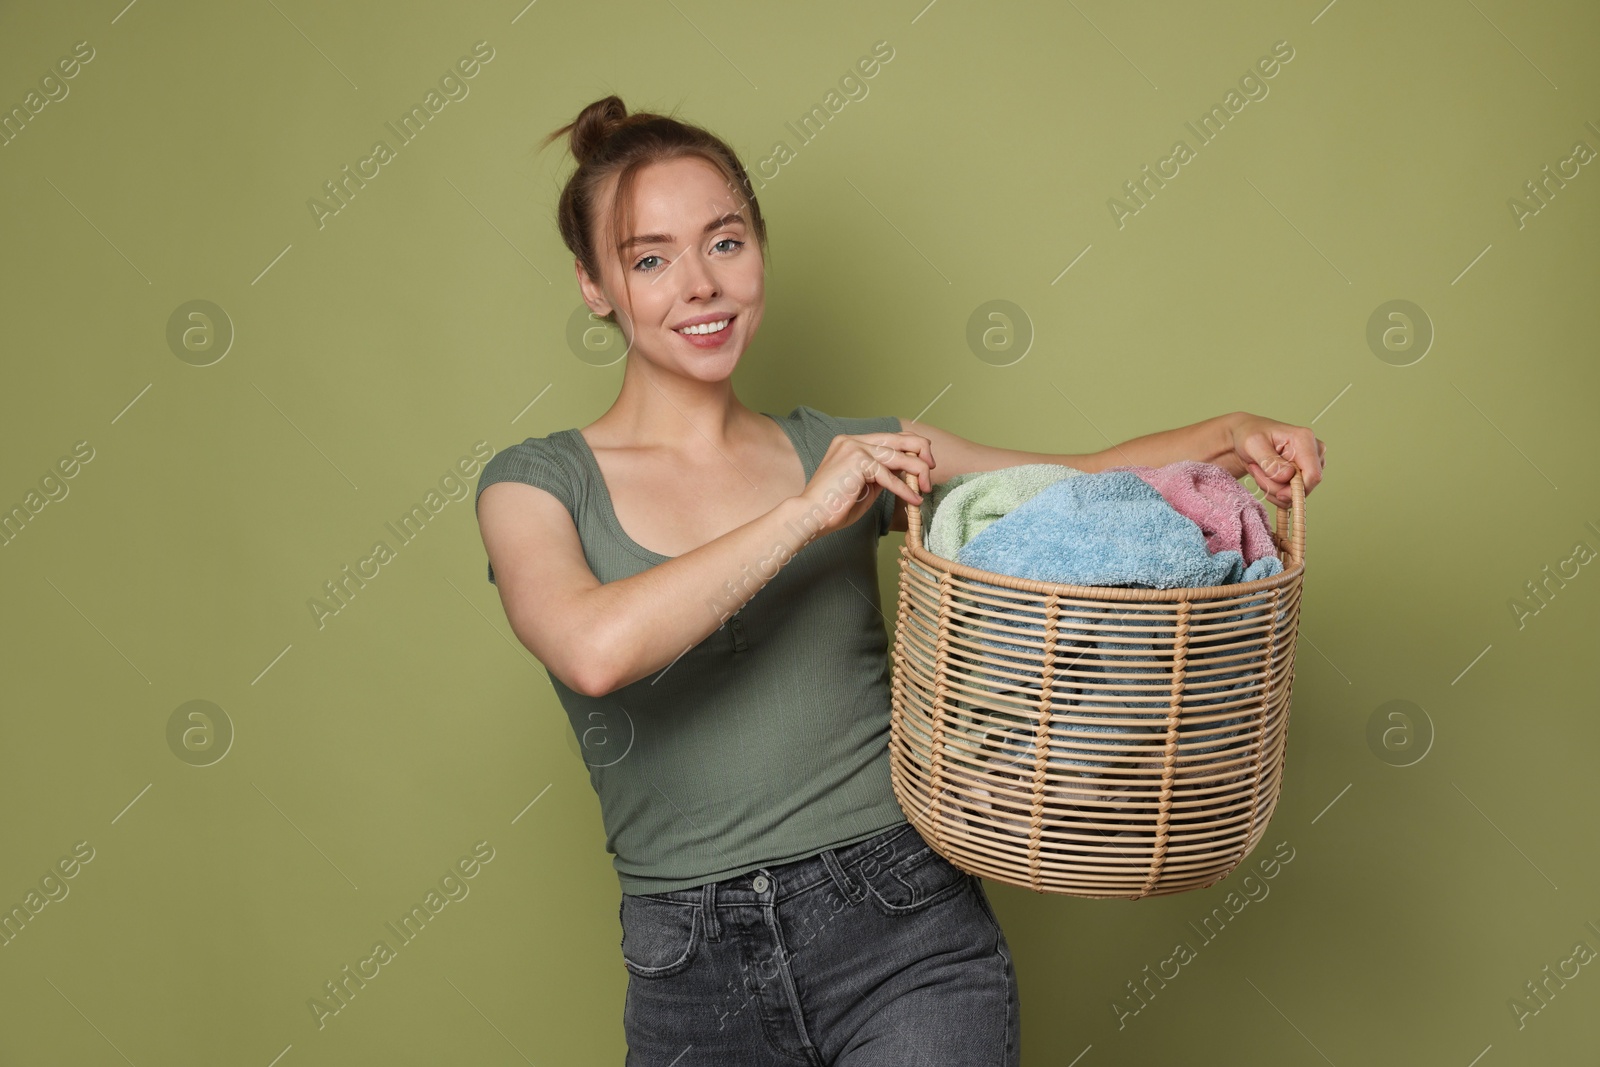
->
<box><xmin>634</xmin><ymin>239</ymin><xmax>741</xmax><ymax>272</ymax></box>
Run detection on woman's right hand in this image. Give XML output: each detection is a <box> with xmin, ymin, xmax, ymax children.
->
<box><xmin>793</xmin><ymin>431</ymin><xmax>935</xmax><ymax>540</ymax></box>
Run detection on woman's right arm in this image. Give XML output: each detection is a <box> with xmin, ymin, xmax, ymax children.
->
<box><xmin>476</xmin><ymin>430</ymin><xmax>933</xmax><ymax>697</ymax></box>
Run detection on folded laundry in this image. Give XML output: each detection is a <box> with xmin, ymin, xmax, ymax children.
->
<box><xmin>1103</xmin><ymin>460</ymin><xmax>1278</xmax><ymax>565</ymax></box>
<box><xmin>925</xmin><ymin>463</ymin><xmax>1084</xmax><ymax>561</ymax></box>
<box><xmin>955</xmin><ymin>471</ymin><xmax>1283</xmax><ymax>589</ymax></box>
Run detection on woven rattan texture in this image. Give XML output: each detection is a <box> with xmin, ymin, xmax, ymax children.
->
<box><xmin>889</xmin><ymin>470</ymin><xmax>1306</xmax><ymax>899</ymax></box>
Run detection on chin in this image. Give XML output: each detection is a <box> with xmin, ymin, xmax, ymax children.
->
<box><xmin>691</xmin><ymin>351</ymin><xmax>744</xmax><ymax>379</ymax></box>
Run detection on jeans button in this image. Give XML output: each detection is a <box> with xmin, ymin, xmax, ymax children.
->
<box><xmin>751</xmin><ymin>874</ymin><xmax>770</xmax><ymax>893</ymax></box>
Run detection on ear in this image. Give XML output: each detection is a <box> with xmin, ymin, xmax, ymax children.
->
<box><xmin>575</xmin><ymin>258</ymin><xmax>614</xmax><ymax>318</ymax></box>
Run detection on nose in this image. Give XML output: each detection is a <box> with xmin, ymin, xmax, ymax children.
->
<box><xmin>675</xmin><ymin>246</ymin><xmax>720</xmax><ymax>300</ymax></box>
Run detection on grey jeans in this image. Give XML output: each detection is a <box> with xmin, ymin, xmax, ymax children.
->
<box><xmin>618</xmin><ymin>821</ymin><xmax>1020</xmax><ymax>1065</ymax></box>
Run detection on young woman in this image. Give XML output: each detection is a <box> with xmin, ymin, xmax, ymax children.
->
<box><xmin>475</xmin><ymin>96</ymin><xmax>1325</xmax><ymax>1066</ymax></box>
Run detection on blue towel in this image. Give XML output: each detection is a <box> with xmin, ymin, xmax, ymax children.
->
<box><xmin>955</xmin><ymin>471</ymin><xmax>1282</xmax><ymax>589</ymax></box>
<box><xmin>925</xmin><ymin>463</ymin><xmax>1084</xmax><ymax>560</ymax></box>
<box><xmin>945</xmin><ymin>471</ymin><xmax>1282</xmax><ymax>775</ymax></box>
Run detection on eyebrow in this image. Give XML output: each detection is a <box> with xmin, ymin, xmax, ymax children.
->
<box><xmin>619</xmin><ymin>211</ymin><xmax>746</xmax><ymax>251</ymax></box>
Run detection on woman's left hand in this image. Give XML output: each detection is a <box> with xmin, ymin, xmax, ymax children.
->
<box><xmin>1218</xmin><ymin>412</ymin><xmax>1325</xmax><ymax>507</ymax></box>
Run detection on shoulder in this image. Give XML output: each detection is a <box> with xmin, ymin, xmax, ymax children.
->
<box><xmin>784</xmin><ymin>404</ymin><xmax>902</xmax><ymax>442</ymax></box>
<box><xmin>475</xmin><ymin>433</ymin><xmax>579</xmax><ymax>515</ymax></box>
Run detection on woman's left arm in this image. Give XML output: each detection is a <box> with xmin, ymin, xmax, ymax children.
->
<box><xmin>888</xmin><ymin>411</ymin><xmax>1325</xmax><ymax>531</ymax></box>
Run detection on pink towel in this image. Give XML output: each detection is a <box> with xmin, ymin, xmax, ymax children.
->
<box><xmin>1101</xmin><ymin>460</ymin><xmax>1278</xmax><ymax>564</ymax></box>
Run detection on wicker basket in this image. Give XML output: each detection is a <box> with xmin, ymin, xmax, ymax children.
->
<box><xmin>888</xmin><ymin>469</ymin><xmax>1305</xmax><ymax>900</ymax></box>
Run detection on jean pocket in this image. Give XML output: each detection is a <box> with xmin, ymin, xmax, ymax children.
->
<box><xmin>619</xmin><ymin>894</ymin><xmax>701</xmax><ymax>979</ymax></box>
<box><xmin>856</xmin><ymin>829</ymin><xmax>970</xmax><ymax>917</ymax></box>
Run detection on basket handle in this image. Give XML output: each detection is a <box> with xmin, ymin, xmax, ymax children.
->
<box><xmin>1278</xmin><ymin>470</ymin><xmax>1306</xmax><ymax>568</ymax></box>
<box><xmin>903</xmin><ymin>467</ymin><xmax>1305</xmax><ymax>567</ymax></box>
<box><xmin>904</xmin><ymin>469</ymin><xmax>927</xmax><ymax>553</ymax></box>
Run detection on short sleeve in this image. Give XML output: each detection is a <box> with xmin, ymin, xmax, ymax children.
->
<box><xmin>474</xmin><ymin>440</ymin><xmax>577</xmax><ymax>585</ymax></box>
<box><xmin>814</xmin><ymin>409</ymin><xmax>903</xmax><ymax>539</ymax></box>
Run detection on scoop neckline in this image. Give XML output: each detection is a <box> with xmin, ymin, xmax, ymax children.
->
<box><xmin>564</xmin><ymin>410</ymin><xmax>809</xmax><ymax>564</ymax></box>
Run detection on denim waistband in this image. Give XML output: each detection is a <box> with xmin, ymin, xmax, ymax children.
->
<box><xmin>636</xmin><ymin>821</ymin><xmax>920</xmax><ymax>909</ymax></box>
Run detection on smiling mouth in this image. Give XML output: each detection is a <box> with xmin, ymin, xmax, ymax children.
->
<box><xmin>676</xmin><ymin>315</ymin><xmax>734</xmax><ymax>336</ymax></box>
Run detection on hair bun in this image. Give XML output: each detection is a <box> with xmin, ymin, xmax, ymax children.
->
<box><xmin>570</xmin><ymin>95</ymin><xmax>628</xmax><ymax>165</ymax></box>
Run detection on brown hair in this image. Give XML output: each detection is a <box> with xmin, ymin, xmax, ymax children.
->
<box><xmin>539</xmin><ymin>95</ymin><xmax>769</xmax><ymax>326</ymax></box>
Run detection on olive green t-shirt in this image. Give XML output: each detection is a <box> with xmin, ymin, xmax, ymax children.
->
<box><xmin>475</xmin><ymin>405</ymin><xmax>909</xmax><ymax>895</ymax></box>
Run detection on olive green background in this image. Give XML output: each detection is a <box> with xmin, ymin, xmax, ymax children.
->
<box><xmin>2</xmin><ymin>0</ymin><xmax>1596</xmax><ymax>1064</ymax></box>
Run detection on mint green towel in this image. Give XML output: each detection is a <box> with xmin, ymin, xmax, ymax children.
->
<box><xmin>924</xmin><ymin>463</ymin><xmax>1085</xmax><ymax>560</ymax></box>
<box><xmin>916</xmin><ymin>469</ymin><xmax>980</xmax><ymax>544</ymax></box>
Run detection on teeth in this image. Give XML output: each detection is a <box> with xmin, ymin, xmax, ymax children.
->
<box><xmin>678</xmin><ymin>318</ymin><xmax>730</xmax><ymax>335</ymax></box>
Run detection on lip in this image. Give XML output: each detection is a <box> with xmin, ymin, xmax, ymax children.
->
<box><xmin>674</xmin><ymin>312</ymin><xmax>736</xmax><ymax>350</ymax></box>
<box><xmin>671</xmin><ymin>311</ymin><xmax>737</xmax><ymax>331</ymax></box>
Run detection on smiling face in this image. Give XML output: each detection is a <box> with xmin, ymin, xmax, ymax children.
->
<box><xmin>576</xmin><ymin>154</ymin><xmax>765</xmax><ymax>381</ymax></box>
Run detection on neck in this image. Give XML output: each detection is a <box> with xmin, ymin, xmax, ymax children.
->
<box><xmin>591</xmin><ymin>357</ymin><xmax>754</xmax><ymax>454</ymax></box>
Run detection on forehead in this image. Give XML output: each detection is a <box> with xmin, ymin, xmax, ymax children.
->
<box><xmin>602</xmin><ymin>156</ymin><xmax>745</xmax><ymax>231</ymax></box>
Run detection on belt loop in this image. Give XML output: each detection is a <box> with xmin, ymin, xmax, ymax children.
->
<box><xmin>701</xmin><ymin>879</ymin><xmax>721</xmax><ymax>941</ymax></box>
<box><xmin>820</xmin><ymin>849</ymin><xmax>865</xmax><ymax>905</ymax></box>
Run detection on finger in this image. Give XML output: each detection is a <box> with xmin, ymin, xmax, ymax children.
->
<box><xmin>833</xmin><ymin>462</ymin><xmax>887</xmax><ymax>522</ymax></box>
<box><xmin>881</xmin><ymin>429</ymin><xmax>936</xmax><ymax>468</ymax></box>
<box><xmin>872</xmin><ymin>432</ymin><xmax>936</xmax><ymax>487</ymax></box>
<box><xmin>1248</xmin><ymin>461</ymin><xmax>1299</xmax><ymax>510</ymax></box>
<box><xmin>892</xmin><ymin>437</ymin><xmax>936</xmax><ymax>494</ymax></box>
<box><xmin>1250</xmin><ymin>426</ymin><xmax>1320</xmax><ymax>497</ymax></box>
<box><xmin>1247</xmin><ymin>468</ymin><xmax>1289</xmax><ymax>506</ymax></box>
<box><xmin>1289</xmin><ymin>428</ymin><xmax>1322</xmax><ymax>491</ymax></box>
<box><xmin>1295</xmin><ymin>438</ymin><xmax>1326</xmax><ymax>496</ymax></box>
<box><xmin>1241</xmin><ymin>430</ymin><xmax>1294</xmax><ymax>486</ymax></box>
<box><xmin>1250</xmin><ymin>471</ymin><xmax>1291</xmax><ymax>508</ymax></box>
<box><xmin>846</xmin><ymin>452</ymin><xmax>905</xmax><ymax>511</ymax></box>
<box><xmin>1244</xmin><ymin>454</ymin><xmax>1289</xmax><ymax>492</ymax></box>
<box><xmin>864</xmin><ymin>440</ymin><xmax>933</xmax><ymax>498</ymax></box>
